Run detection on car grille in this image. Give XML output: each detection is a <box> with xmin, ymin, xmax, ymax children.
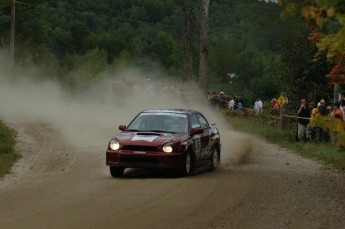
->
<box><xmin>121</xmin><ymin>155</ymin><xmax>158</xmax><ymax>164</ymax></box>
<box><xmin>122</xmin><ymin>145</ymin><xmax>158</xmax><ymax>152</ymax></box>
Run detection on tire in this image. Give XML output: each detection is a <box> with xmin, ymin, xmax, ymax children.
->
<box><xmin>110</xmin><ymin>166</ymin><xmax>124</xmax><ymax>177</ymax></box>
<box><xmin>210</xmin><ymin>147</ymin><xmax>220</xmax><ymax>171</ymax></box>
<box><xmin>182</xmin><ymin>151</ymin><xmax>195</xmax><ymax>176</ymax></box>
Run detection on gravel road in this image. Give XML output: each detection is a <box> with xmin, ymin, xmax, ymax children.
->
<box><xmin>1</xmin><ymin>122</ymin><xmax>345</xmax><ymax>229</ymax></box>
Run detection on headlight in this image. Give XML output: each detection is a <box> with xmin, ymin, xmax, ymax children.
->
<box><xmin>163</xmin><ymin>145</ymin><xmax>173</xmax><ymax>153</ymax></box>
<box><xmin>109</xmin><ymin>140</ymin><xmax>120</xmax><ymax>150</ymax></box>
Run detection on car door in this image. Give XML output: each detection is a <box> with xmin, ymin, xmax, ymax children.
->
<box><xmin>191</xmin><ymin>114</ymin><xmax>203</xmax><ymax>160</ymax></box>
<box><xmin>191</xmin><ymin>113</ymin><xmax>211</xmax><ymax>161</ymax></box>
<box><xmin>196</xmin><ymin>113</ymin><xmax>211</xmax><ymax>160</ymax></box>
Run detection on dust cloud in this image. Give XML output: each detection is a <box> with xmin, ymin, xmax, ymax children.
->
<box><xmin>0</xmin><ymin>60</ymin><xmax>253</xmax><ymax>165</ymax></box>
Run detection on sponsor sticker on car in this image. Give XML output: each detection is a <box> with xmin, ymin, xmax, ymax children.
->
<box><xmin>132</xmin><ymin>135</ymin><xmax>158</xmax><ymax>142</ymax></box>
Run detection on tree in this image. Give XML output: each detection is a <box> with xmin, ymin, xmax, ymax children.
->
<box><xmin>181</xmin><ymin>0</ymin><xmax>195</xmax><ymax>82</ymax></box>
<box><xmin>280</xmin><ymin>20</ymin><xmax>333</xmax><ymax>106</ymax></box>
<box><xmin>153</xmin><ymin>31</ymin><xmax>180</xmax><ymax>69</ymax></box>
<box><xmin>199</xmin><ymin>0</ymin><xmax>210</xmax><ymax>90</ymax></box>
<box><xmin>280</xmin><ymin>0</ymin><xmax>345</xmax><ymax>70</ymax></box>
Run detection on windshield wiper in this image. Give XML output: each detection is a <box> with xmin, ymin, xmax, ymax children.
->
<box><xmin>126</xmin><ymin>129</ymin><xmax>143</xmax><ymax>132</ymax></box>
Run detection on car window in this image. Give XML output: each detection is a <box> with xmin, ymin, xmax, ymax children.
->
<box><xmin>191</xmin><ymin>114</ymin><xmax>201</xmax><ymax>129</ymax></box>
<box><xmin>165</xmin><ymin>116</ymin><xmax>187</xmax><ymax>133</ymax></box>
<box><xmin>127</xmin><ymin>114</ymin><xmax>153</xmax><ymax>130</ymax></box>
<box><xmin>197</xmin><ymin>114</ymin><xmax>209</xmax><ymax>129</ymax></box>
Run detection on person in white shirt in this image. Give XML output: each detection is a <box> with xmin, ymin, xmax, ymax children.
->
<box><xmin>228</xmin><ymin>95</ymin><xmax>235</xmax><ymax>114</ymax></box>
<box><xmin>254</xmin><ymin>97</ymin><xmax>263</xmax><ymax>115</ymax></box>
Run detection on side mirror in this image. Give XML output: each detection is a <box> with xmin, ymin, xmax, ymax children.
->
<box><xmin>119</xmin><ymin>125</ymin><xmax>126</xmax><ymax>131</ymax></box>
<box><xmin>192</xmin><ymin>127</ymin><xmax>204</xmax><ymax>135</ymax></box>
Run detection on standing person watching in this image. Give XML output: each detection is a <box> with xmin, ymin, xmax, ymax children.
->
<box><xmin>332</xmin><ymin>102</ymin><xmax>343</xmax><ymax>145</ymax></box>
<box><xmin>309</xmin><ymin>102</ymin><xmax>320</xmax><ymax>141</ymax></box>
<box><xmin>254</xmin><ymin>97</ymin><xmax>263</xmax><ymax>116</ymax></box>
<box><xmin>332</xmin><ymin>102</ymin><xmax>343</xmax><ymax>120</ymax></box>
<box><xmin>318</xmin><ymin>99</ymin><xmax>330</xmax><ymax>141</ymax></box>
<box><xmin>297</xmin><ymin>99</ymin><xmax>311</xmax><ymax>142</ymax></box>
<box><xmin>211</xmin><ymin>92</ymin><xmax>218</xmax><ymax>110</ymax></box>
<box><xmin>228</xmin><ymin>95</ymin><xmax>235</xmax><ymax>115</ymax></box>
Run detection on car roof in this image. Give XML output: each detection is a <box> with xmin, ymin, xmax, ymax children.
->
<box><xmin>141</xmin><ymin>109</ymin><xmax>198</xmax><ymax>115</ymax></box>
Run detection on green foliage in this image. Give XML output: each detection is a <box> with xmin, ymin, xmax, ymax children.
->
<box><xmin>280</xmin><ymin>19</ymin><xmax>333</xmax><ymax>105</ymax></box>
<box><xmin>209</xmin><ymin>45</ymin><xmax>238</xmax><ymax>84</ymax></box>
<box><xmin>153</xmin><ymin>31</ymin><xmax>181</xmax><ymax>69</ymax></box>
<box><xmin>208</xmin><ymin>1</ymin><xmax>285</xmax><ymax>100</ymax></box>
<box><xmin>281</xmin><ymin>0</ymin><xmax>345</xmax><ymax>66</ymax></box>
<box><xmin>0</xmin><ymin>121</ymin><xmax>20</xmax><ymax>177</ymax></box>
<box><xmin>61</xmin><ymin>48</ymin><xmax>108</xmax><ymax>91</ymax></box>
<box><xmin>0</xmin><ymin>0</ymin><xmax>332</xmax><ymax>103</ymax></box>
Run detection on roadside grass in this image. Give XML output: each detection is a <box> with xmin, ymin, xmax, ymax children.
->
<box><xmin>225</xmin><ymin>112</ymin><xmax>345</xmax><ymax>171</ymax></box>
<box><xmin>0</xmin><ymin>121</ymin><xmax>21</xmax><ymax>177</ymax></box>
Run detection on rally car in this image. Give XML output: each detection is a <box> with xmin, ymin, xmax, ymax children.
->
<box><xmin>106</xmin><ymin>109</ymin><xmax>221</xmax><ymax>177</ymax></box>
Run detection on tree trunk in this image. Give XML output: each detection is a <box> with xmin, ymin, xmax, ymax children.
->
<box><xmin>0</xmin><ymin>35</ymin><xmax>4</xmax><ymax>48</ymax></box>
<box><xmin>10</xmin><ymin>0</ymin><xmax>16</xmax><ymax>65</ymax></box>
<box><xmin>198</xmin><ymin>0</ymin><xmax>210</xmax><ymax>90</ymax></box>
<box><xmin>182</xmin><ymin>0</ymin><xmax>194</xmax><ymax>82</ymax></box>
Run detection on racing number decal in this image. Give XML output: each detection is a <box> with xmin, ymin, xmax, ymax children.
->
<box><xmin>195</xmin><ymin>137</ymin><xmax>201</xmax><ymax>153</ymax></box>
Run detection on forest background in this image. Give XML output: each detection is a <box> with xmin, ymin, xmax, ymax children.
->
<box><xmin>0</xmin><ymin>0</ymin><xmax>343</xmax><ymax>110</ymax></box>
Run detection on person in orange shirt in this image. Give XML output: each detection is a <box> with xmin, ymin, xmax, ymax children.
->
<box><xmin>270</xmin><ymin>98</ymin><xmax>280</xmax><ymax>116</ymax></box>
<box><xmin>332</xmin><ymin>102</ymin><xmax>344</xmax><ymax>145</ymax></box>
<box><xmin>333</xmin><ymin>102</ymin><xmax>343</xmax><ymax>120</ymax></box>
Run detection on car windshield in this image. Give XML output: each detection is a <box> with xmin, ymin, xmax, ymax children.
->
<box><xmin>126</xmin><ymin>112</ymin><xmax>188</xmax><ymax>133</ymax></box>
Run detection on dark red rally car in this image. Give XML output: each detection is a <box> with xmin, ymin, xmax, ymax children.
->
<box><xmin>106</xmin><ymin>109</ymin><xmax>221</xmax><ymax>177</ymax></box>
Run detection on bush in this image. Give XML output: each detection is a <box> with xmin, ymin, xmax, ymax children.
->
<box><xmin>0</xmin><ymin>121</ymin><xmax>20</xmax><ymax>177</ymax></box>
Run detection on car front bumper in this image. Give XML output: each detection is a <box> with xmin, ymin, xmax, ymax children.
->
<box><xmin>106</xmin><ymin>150</ymin><xmax>186</xmax><ymax>169</ymax></box>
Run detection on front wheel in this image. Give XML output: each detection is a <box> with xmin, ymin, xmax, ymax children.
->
<box><xmin>210</xmin><ymin>147</ymin><xmax>220</xmax><ymax>170</ymax></box>
<box><xmin>110</xmin><ymin>166</ymin><xmax>124</xmax><ymax>177</ymax></box>
<box><xmin>181</xmin><ymin>151</ymin><xmax>195</xmax><ymax>176</ymax></box>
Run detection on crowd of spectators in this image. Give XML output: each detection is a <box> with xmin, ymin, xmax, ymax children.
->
<box><xmin>297</xmin><ymin>98</ymin><xmax>345</xmax><ymax>145</ymax></box>
<box><xmin>207</xmin><ymin>90</ymin><xmax>345</xmax><ymax>146</ymax></box>
<box><xmin>208</xmin><ymin>91</ymin><xmax>249</xmax><ymax>116</ymax></box>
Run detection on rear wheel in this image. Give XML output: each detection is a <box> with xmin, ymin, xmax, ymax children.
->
<box><xmin>110</xmin><ymin>166</ymin><xmax>124</xmax><ymax>177</ymax></box>
<box><xmin>210</xmin><ymin>147</ymin><xmax>220</xmax><ymax>170</ymax></box>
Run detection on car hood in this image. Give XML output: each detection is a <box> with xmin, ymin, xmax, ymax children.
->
<box><xmin>114</xmin><ymin>132</ymin><xmax>188</xmax><ymax>146</ymax></box>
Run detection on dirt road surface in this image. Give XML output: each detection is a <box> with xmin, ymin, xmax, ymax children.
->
<box><xmin>1</xmin><ymin>122</ymin><xmax>345</xmax><ymax>229</ymax></box>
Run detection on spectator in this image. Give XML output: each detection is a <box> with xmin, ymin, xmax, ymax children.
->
<box><xmin>207</xmin><ymin>91</ymin><xmax>212</xmax><ymax>105</ymax></box>
<box><xmin>318</xmin><ymin>99</ymin><xmax>330</xmax><ymax>142</ymax></box>
<box><xmin>238</xmin><ymin>94</ymin><xmax>245</xmax><ymax>108</ymax></box>
<box><xmin>235</xmin><ymin>97</ymin><xmax>243</xmax><ymax>116</ymax></box>
<box><xmin>219</xmin><ymin>92</ymin><xmax>227</xmax><ymax>109</ymax></box>
<box><xmin>332</xmin><ymin>102</ymin><xmax>344</xmax><ymax>145</ymax></box>
<box><xmin>309</xmin><ymin>102</ymin><xmax>320</xmax><ymax>141</ymax></box>
<box><xmin>341</xmin><ymin>100</ymin><xmax>345</xmax><ymax>122</ymax></box>
<box><xmin>228</xmin><ymin>95</ymin><xmax>235</xmax><ymax>115</ymax></box>
<box><xmin>270</xmin><ymin>98</ymin><xmax>280</xmax><ymax>115</ymax></box>
<box><xmin>211</xmin><ymin>92</ymin><xmax>218</xmax><ymax>109</ymax></box>
<box><xmin>333</xmin><ymin>102</ymin><xmax>343</xmax><ymax>120</ymax></box>
<box><xmin>297</xmin><ymin>99</ymin><xmax>311</xmax><ymax>142</ymax></box>
<box><xmin>254</xmin><ymin>97</ymin><xmax>263</xmax><ymax>116</ymax></box>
